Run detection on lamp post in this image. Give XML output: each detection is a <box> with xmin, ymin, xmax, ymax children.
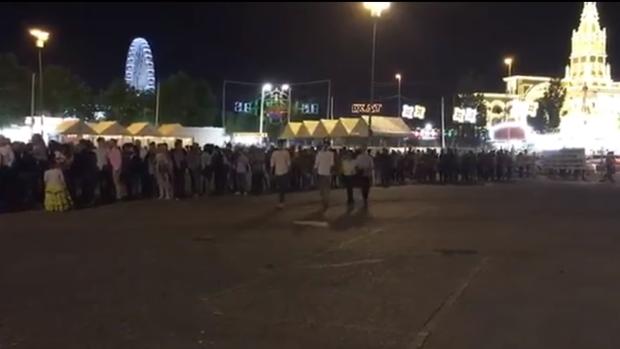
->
<box><xmin>260</xmin><ymin>83</ymin><xmax>272</xmax><ymax>135</ymax></box>
<box><xmin>282</xmin><ymin>84</ymin><xmax>291</xmax><ymax>123</ymax></box>
<box><xmin>504</xmin><ymin>57</ymin><xmax>513</xmax><ymax>77</ymax></box>
<box><xmin>395</xmin><ymin>73</ymin><xmax>402</xmax><ymax>117</ymax></box>
<box><xmin>29</xmin><ymin>28</ymin><xmax>49</xmax><ymax>116</ymax></box>
<box><xmin>363</xmin><ymin>2</ymin><xmax>390</xmax><ymax>140</ymax></box>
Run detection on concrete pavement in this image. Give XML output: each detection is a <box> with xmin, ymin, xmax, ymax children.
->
<box><xmin>1</xmin><ymin>181</ymin><xmax>620</xmax><ymax>348</ymax></box>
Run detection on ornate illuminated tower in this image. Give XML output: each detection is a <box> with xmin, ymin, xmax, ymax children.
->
<box><xmin>564</xmin><ymin>2</ymin><xmax>611</xmax><ymax>85</ymax></box>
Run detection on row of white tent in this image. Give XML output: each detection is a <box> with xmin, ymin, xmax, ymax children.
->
<box><xmin>55</xmin><ymin>120</ymin><xmax>227</xmax><ymax>146</ymax></box>
<box><xmin>280</xmin><ymin>116</ymin><xmax>412</xmax><ymax>139</ymax></box>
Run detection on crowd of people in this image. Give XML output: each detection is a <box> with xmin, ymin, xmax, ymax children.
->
<box><xmin>0</xmin><ymin>133</ymin><xmax>541</xmax><ymax>213</ymax></box>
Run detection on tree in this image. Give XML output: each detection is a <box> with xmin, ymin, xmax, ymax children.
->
<box><xmin>528</xmin><ymin>78</ymin><xmax>565</xmax><ymax>132</ymax></box>
<box><xmin>98</xmin><ymin>79</ymin><xmax>155</xmax><ymax>125</ymax></box>
<box><xmin>159</xmin><ymin>71</ymin><xmax>218</xmax><ymax>127</ymax></box>
<box><xmin>457</xmin><ymin>92</ymin><xmax>487</xmax><ymax>127</ymax></box>
<box><xmin>43</xmin><ymin>65</ymin><xmax>93</xmax><ymax>119</ymax></box>
<box><xmin>0</xmin><ymin>53</ymin><xmax>31</xmax><ymax>125</ymax></box>
<box><xmin>455</xmin><ymin>92</ymin><xmax>488</xmax><ymax>147</ymax></box>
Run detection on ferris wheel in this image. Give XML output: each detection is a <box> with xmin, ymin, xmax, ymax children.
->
<box><xmin>124</xmin><ymin>37</ymin><xmax>156</xmax><ymax>92</ymax></box>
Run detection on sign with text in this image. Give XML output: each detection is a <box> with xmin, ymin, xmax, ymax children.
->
<box><xmin>401</xmin><ymin>104</ymin><xmax>426</xmax><ymax>119</ymax></box>
<box><xmin>453</xmin><ymin>107</ymin><xmax>476</xmax><ymax>123</ymax></box>
<box><xmin>351</xmin><ymin>103</ymin><xmax>383</xmax><ymax>114</ymax></box>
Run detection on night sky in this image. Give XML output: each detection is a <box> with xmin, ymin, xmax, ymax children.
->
<box><xmin>2</xmin><ymin>2</ymin><xmax>619</xmax><ymax>117</ymax></box>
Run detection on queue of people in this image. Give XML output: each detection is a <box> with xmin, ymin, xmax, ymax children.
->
<box><xmin>1</xmin><ymin>133</ymin><xmax>539</xmax><ymax>214</ymax></box>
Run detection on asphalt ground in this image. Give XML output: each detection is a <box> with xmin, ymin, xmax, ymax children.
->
<box><xmin>1</xmin><ymin>180</ymin><xmax>620</xmax><ymax>348</ymax></box>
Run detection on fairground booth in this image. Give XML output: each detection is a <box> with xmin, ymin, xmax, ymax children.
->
<box><xmin>280</xmin><ymin>116</ymin><xmax>412</xmax><ymax>148</ymax></box>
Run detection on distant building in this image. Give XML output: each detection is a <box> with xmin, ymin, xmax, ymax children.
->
<box><xmin>479</xmin><ymin>2</ymin><xmax>620</xmax><ymax>141</ymax></box>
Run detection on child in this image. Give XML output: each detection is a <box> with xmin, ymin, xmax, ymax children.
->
<box><xmin>44</xmin><ymin>160</ymin><xmax>73</xmax><ymax>212</ymax></box>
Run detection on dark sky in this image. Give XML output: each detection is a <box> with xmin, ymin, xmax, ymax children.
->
<box><xmin>2</xmin><ymin>2</ymin><xmax>619</xmax><ymax>117</ymax></box>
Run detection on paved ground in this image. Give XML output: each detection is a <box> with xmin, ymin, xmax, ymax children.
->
<box><xmin>2</xmin><ymin>180</ymin><xmax>620</xmax><ymax>349</ymax></box>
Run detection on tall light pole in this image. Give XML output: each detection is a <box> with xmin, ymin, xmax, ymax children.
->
<box><xmin>281</xmin><ymin>84</ymin><xmax>292</xmax><ymax>123</ymax></box>
<box><xmin>504</xmin><ymin>57</ymin><xmax>513</xmax><ymax>77</ymax></box>
<box><xmin>395</xmin><ymin>73</ymin><xmax>402</xmax><ymax>117</ymax></box>
<box><xmin>29</xmin><ymin>28</ymin><xmax>49</xmax><ymax>116</ymax></box>
<box><xmin>260</xmin><ymin>83</ymin><xmax>272</xmax><ymax>135</ymax></box>
<box><xmin>363</xmin><ymin>2</ymin><xmax>390</xmax><ymax>140</ymax></box>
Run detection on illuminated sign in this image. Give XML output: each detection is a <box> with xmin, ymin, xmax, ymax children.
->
<box><xmin>401</xmin><ymin>104</ymin><xmax>414</xmax><ymax>119</ymax></box>
<box><xmin>300</xmin><ymin>103</ymin><xmax>320</xmax><ymax>115</ymax></box>
<box><xmin>414</xmin><ymin>105</ymin><xmax>426</xmax><ymax>119</ymax></box>
<box><xmin>453</xmin><ymin>107</ymin><xmax>476</xmax><ymax>123</ymax></box>
<box><xmin>402</xmin><ymin>104</ymin><xmax>426</xmax><ymax>119</ymax></box>
<box><xmin>234</xmin><ymin>101</ymin><xmax>255</xmax><ymax>113</ymax></box>
<box><xmin>352</xmin><ymin>103</ymin><xmax>383</xmax><ymax>114</ymax></box>
<box><xmin>233</xmin><ymin>101</ymin><xmax>319</xmax><ymax>115</ymax></box>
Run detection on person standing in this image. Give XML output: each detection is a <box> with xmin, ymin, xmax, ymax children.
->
<box><xmin>154</xmin><ymin>143</ymin><xmax>174</xmax><ymax>199</ymax></box>
<box><xmin>201</xmin><ymin>145</ymin><xmax>214</xmax><ymax>195</ymax></box>
<box><xmin>171</xmin><ymin>140</ymin><xmax>187</xmax><ymax>199</ymax></box>
<box><xmin>601</xmin><ymin>151</ymin><xmax>616</xmax><ymax>183</ymax></box>
<box><xmin>234</xmin><ymin>148</ymin><xmax>251</xmax><ymax>195</ymax></box>
<box><xmin>187</xmin><ymin>143</ymin><xmax>203</xmax><ymax>197</ymax></box>
<box><xmin>95</xmin><ymin>138</ymin><xmax>111</xmax><ymax>203</ymax></box>
<box><xmin>314</xmin><ymin>140</ymin><xmax>335</xmax><ymax>212</ymax></box>
<box><xmin>341</xmin><ymin>150</ymin><xmax>356</xmax><ymax>207</ymax></box>
<box><xmin>270</xmin><ymin>140</ymin><xmax>291</xmax><ymax>209</ymax></box>
<box><xmin>107</xmin><ymin>139</ymin><xmax>124</xmax><ymax>201</ymax></box>
<box><xmin>43</xmin><ymin>159</ymin><xmax>73</xmax><ymax>212</ymax></box>
<box><xmin>355</xmin><ymin>145</ymin><xmax>374</xmax><ymax>207</ymax></box>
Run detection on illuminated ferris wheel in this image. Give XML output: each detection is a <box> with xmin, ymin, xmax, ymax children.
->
<box><xmin>124</xmin><ymin>37</ymin><xmax>156</xmax><ymax>92</ymax></box>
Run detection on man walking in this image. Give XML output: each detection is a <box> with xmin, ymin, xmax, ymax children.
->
<box><xmin>341</xmin><ymin>149</ymin><xmax>356</xmax><ymax>207</ymax></box>
<box><xmin>270</xmin><ymin>140</ymin><xmax>291</xmax><ymax>209</ymax></box>
<box><xmin>355</xmin><ymin>145</ymin><xmax>374</xmax><ymax>207</ymax></box>
<box><xmin>314</xmin><ymin>140</ymin><xmax>335</xmax><ymax>212</ymax></box>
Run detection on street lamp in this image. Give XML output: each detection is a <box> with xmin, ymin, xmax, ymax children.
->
<box><xmin>395</xmin><ymin>73</ymin><xmax>402</xmax><ymax>117</ymax></box>
<box><xmin>363</xmin><ymin>2</ymin><xmax>390</xmax><ymax>140</ymax></box>
<box><xmin>281</xmin><ymin>84</ymin><xmax>293</xmax><ymax>123</ymax></box>
<box><xmin>504</xmin><ymin>57</ymin><xmax>513</xmax><ymax>77</ymax></box>
<box><xmin>259</xmin><ymin>83</ymin><xmax>272</xmax><ymax>135</ymax></box>
<box><xmin>29</xmin><ymin>28</ymin><xmax>49</xmax><ymax>116</ymax></box>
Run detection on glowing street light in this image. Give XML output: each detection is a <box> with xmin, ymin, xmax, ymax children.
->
<box><xmin>395</xmin><ymin>73</ymin><xmax>402</xmax><ymax>117</ymax></box>
<box><xmin>281</xmin><ymin>84</ymin><xmax>293</xmax><ymax>123</ymax></box>
<box><xmin>29</xmin><ymin>28</ymin><xmax>50</xmax><ymax>138</ymax></box>
<box><xmin>29</xmin><ymin>28</ymin><xmax>50</xmax><ymax>117</ymax></box>
<box><xmin>363</xmin><ymin>2</ymin><xmax>391</xmax><ymax>17</ymax></box>
<box><xmin>363</xmin><ymin>2</ymin><xmax>391</xmax><ymax>140</ymax></box>
<box><xmin>504</xmin><ymin>57</ymin><xmax>514</xmax><ymax>76</ymax></box>
<box><xmin>29</xmin><ymin>28</ymin><xmax>49</xmax><ymax>48</ymax></box>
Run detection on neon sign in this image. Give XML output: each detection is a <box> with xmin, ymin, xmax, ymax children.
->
<box><xmin>352</xmin><ymin>103</ymin><xmax>382</xmax><ymax>114</ymax></box>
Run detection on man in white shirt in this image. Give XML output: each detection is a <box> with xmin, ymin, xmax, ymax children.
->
<box><xmin>354</xmin><ymin>145</ymin><xmax>374</xmax><ymax>207</ymax></box>
<box><xmin>314</xmin><ymin>141</ymin><xmax>335</xmax><ymax>211</ymax></box>
<box><xmin>270</xmin><ymin>140</ymin><xmax>291</xmax><ymax>208</ymax></box>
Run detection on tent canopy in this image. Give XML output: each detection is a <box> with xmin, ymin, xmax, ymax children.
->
<box><xmin>158</xmin><ymin>123</ymin><xmax>184</xmax><ymax>137</ymax></box>
<box><xmin>127</xmin><ymin>122</ymin><xmax>162</xmax><ymax>137</ymax></box>
<box><xmin>280</xmin><ymin>122</ymin><xmax>303</xmax><ymax>139</ymax></box>
<box><xmin>55</xmin><ymin>119</ymin><xmax>95</xmax><ymax>135</ymax></box>
<box><xmin>361</xmin><ymin>116</ymin><xmax>411</xmax><ymax>137</ymax></box>
<box><xmin>91</xmin><ymin>121</ymin><xmax>130</xmax><ymax>136</ymax></box>
<box><xmin>297</xmin><ymin>120</ymin><xmax>321</xmax><ymax>138</ymax></box>
<box><xmin>331</xmin><ymin>117</ymin><xmax>369</xmax><ymax>138</ymax></box>
<box><xmin>314</xmin><ymin>119</ymin><xmax>339</xmax><ymax>138</ymax></box>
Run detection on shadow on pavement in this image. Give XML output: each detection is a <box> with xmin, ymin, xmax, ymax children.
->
<box><xmin>329</xmin><ymin>206</ymin><xmax>372</xmax><ymax>231</ymax></box>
